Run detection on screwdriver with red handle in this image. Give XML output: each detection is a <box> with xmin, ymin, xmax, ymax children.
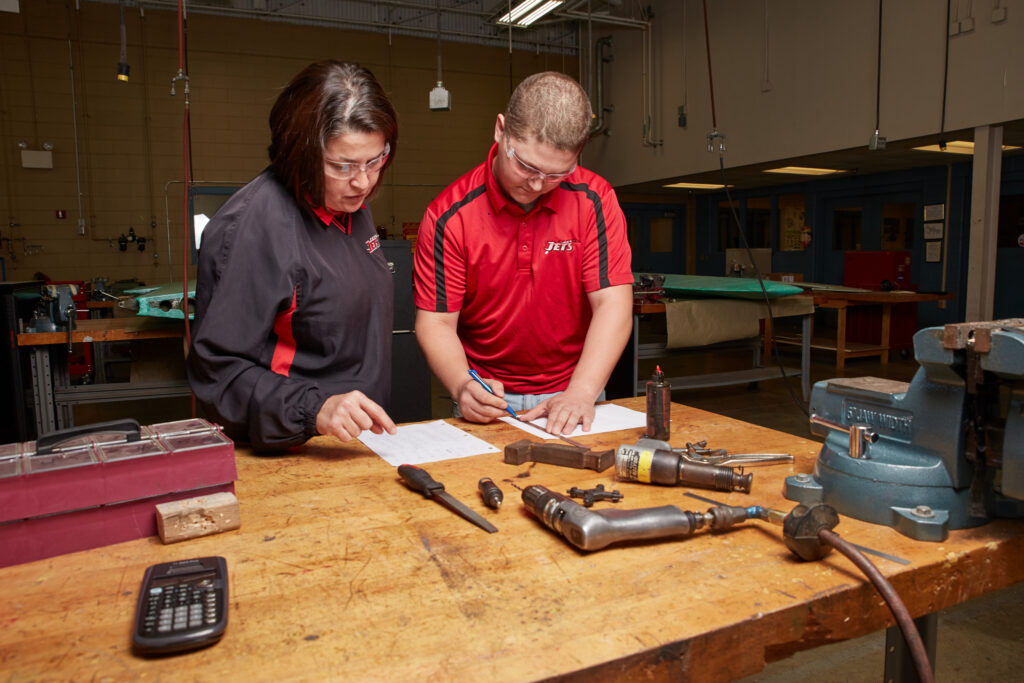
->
<box><xmin>397</xmin><ymin>464</ymin><xmax>498</xmax><ymax>533</ymax></box>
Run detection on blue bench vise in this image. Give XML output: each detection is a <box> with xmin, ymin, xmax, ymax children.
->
<box><xmin>785</xmin><ymin>319</ymin><xmax>1024</xmax><ymax>541</ymax></box>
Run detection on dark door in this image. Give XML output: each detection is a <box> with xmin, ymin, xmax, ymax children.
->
<box><xmin>622</xmin><ymin>204</ymin><xmax>686</xmax><ymax>274</ymax></box>
<box><xmin>995</xmin><ymin>188</ymin><xmax>1024</xmax><ymax>318</ymax></box>
<box><xmin>381</xmin><ymin>241</ymin><xmax>430</xmax><ymax>423</ymax></box>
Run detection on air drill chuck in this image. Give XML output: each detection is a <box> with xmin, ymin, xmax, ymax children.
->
<box><xmin>615</xmin><ymin>442</ymin><xmax>752</xmax><ymax>493</ymax></box>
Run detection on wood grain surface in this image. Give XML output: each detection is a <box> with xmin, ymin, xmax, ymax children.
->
<box><xmin>16</xmin><ymin>316</ymin><xmax>184</xmax><ymax>346</ymax></box>
<box><xmin>811</xmin><ymin>291</ymin><xmax>954</xmax><ymax>305</ymax></box>
<box><xmin>1</xmin><ymin>397</ymin><xmax>1021</xmax><ymax>681</ymax></box>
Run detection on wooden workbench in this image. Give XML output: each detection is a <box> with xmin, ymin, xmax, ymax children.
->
<box><xmin>773</xmin><ymin>290</ymin><xmax>954</xmax><ymax>370</ymax></box>
<box><xmin>15</xmin><ymin>315</ymin><xmax>184</xmax><ymax>347</ymax></box>
<box><xmin>1</xmin><ymin>397</ymin><xmax>1021</xmax><ymax>681</ymax></box>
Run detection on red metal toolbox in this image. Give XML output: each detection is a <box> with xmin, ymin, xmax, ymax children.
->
<box><xmin>0</xmin><ymin>418</ymin><xmax>237</xmax><ymax>567</ymax></box>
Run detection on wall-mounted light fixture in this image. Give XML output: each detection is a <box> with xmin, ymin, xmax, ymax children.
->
<box><xmin>497</xmin><ymin>0</ymin><xmax>563</xmax><ymax>27</ymax></box>
<box><xmin>428</xmin><ymin>0</ymin><xmax>451</xmax><ymax>111</ymax></box>
<box><xmin>18</xmin><ymin>141</ymin><xmax>54</xmax><ymax>169</ymax></box>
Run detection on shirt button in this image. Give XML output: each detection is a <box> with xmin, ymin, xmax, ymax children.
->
<box><xmin>521</xmin><ymin>245</ymin><xmax>528</xmax><ymax>251</ymax></box>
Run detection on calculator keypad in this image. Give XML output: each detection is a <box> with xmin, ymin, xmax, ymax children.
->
<box><xmin>141</xmin><ymin>578</ymin><xmax>221</xmax><ymax>636</ymax></box>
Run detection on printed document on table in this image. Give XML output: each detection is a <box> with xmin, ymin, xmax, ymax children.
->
<box><xmin>500</xmin><ymin>403</ymin><xmax>646</xmax><ymax>440</ymax></box>
<box><xmin>359</xmin><ymin>420</ymin><xmax>500</xmax><ymax>466</ymax></box>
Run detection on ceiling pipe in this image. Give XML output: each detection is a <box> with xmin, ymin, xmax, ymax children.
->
<box><xmin>559</xmin><ymin>9</ymin><xmax>649</xmax><ymax>28</ymax></box>
<box><xmin>129</xmin><ymin>0</ymin><xmax>575</xmax><ymax>52</ymax></box>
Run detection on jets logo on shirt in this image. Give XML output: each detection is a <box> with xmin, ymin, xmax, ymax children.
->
<box><xmin>544</xmin><ymin>239</ymin><xmax>577</xmax><ymax>254</ymax></box>
<box><xmin>365</xmin><ymin>235</ymin><xmax>381</xmax><ymax>254</ymax></box>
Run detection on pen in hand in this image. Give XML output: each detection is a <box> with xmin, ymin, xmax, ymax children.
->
<box><xmin>467</xmin><ymin>369</ymin><xmax>519</xmax><ymax>420</ymax></box>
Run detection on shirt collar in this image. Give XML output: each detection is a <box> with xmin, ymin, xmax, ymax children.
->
<box><xmin>484</xmin><ymin>142</ymin><xmax>564</xmax><ymax>216</ymax></box>
<box><xmin>309</xmin><ymin>201</ymin><xmax>362</xmax><ymax>234</ymax></box>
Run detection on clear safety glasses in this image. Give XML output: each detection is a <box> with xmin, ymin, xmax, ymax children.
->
<box><xmin>324</xmin><ymin>142</ymin><xmax>390</xmax><ymax>180</ymax></box>
<box><xmin>504</xmin><ymin>135</ymin><xmax>576</xmax><ymax>183</ymax></box>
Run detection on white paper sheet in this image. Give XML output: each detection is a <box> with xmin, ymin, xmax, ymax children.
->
<box><xmin>499</xmin><ymin>403</ymin><xmax>646</xmax><ymax>440</ymax></box>
<box><xmin>358</xmin><ymin>420</ymin><xmax>499</xmax><ymax>466</ymax></box>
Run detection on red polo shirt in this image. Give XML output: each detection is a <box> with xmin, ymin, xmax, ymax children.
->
<box><xmin>414</xmin><ymin>143</ymin><xmax>633</xmax><ymax>393</ymax></box>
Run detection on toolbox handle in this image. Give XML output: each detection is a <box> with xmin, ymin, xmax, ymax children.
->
<box><xmin>36</xmin><ymin>419</ymin><xmax>142</xmax><ymax>454</ymax></box>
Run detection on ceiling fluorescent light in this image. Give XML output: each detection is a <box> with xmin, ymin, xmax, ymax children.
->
<box><xmin>518</xmin><ymin>1</ymin><xmax>562</xmax><ymax>26</ymax></box>
<box><xmin>497</xmin><ymin>0</ymin><xmax>546</xmax><ymax>25</ymax></box>
<box><xmin>763</xmin><ymin>166</ymin><xmax>840</xmax><ymax>176</ymax></box>
<box><xmin>663</xmin><ymin>182</ymin><xmax>727</xmax><ymax>189</ymax></box>
<box><xmin>913</xmin><ymin>140</ymin><xmax>1021</xmax><ymax>154</ymax></box>
<box><xmin>913</xmin><ymin>140</ymin><xmax>975</xmax><ymax>154</ymax></box>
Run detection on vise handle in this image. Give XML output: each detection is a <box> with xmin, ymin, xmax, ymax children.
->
<box><xmin>809</xmin><ymin>414</ymin><xmax>878</xmax><ymax>459</ymax></box>
<box><xmin>503</xmin><ymin>439</ymin><xmax>615</xmax><ymax>472</ymax></box>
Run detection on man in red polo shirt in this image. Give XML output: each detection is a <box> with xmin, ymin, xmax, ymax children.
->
<box><xmin>413</xmin><ymin>71</ymin><xmax>633</xmax><ymax>435</ymax></box>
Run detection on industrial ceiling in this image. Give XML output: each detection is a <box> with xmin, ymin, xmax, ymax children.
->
<box><xmin>88</xmin><ymin>0</ymin><xmax>1024</xmax><ymax>195</ymax></box>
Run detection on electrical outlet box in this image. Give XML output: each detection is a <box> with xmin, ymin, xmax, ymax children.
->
<box><xmin>868</xmin><ymin>130</ymin><xmax>886</xmax><ymax>151</ymax></box>
<box><xmin>429</xmin><ymin>83</ymin><xmax>451</xmax><ymax>111</ymax></box>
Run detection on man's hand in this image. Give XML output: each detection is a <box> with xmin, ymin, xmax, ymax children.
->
<box><xmin>519</xmin><ymin>386</ymin><xmax>596</xmax><ymax>435</ymax></box>
<box><xmin>455</xmin><ymin>376</ymin><xmax>511</xmax><ymax>424</ymax></box>
<box><xmin>316</xmin><ymin>391</ymin><xmax>397</xmax><ymax>442</ymax></box>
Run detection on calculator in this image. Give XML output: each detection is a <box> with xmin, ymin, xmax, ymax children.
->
<box><xmin>132</xmin><ymin>556</ymin><xmax>228</xmax><ymax>655</ymax></box>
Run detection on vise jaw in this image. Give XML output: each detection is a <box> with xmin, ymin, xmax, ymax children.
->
<box><xmin>785</xmin><ymin>319</ymin><xmax>1024</xmax><ymax>541</ymax></box>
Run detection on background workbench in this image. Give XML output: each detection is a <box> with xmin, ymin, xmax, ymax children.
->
<box><xmin>15</xmin><ymin>316</ymin><xmax>190</xmax><ymax>435</ymax></box>
<box><xmin>627</xmin><ymin>299</ymin><xmax>811</xmax><ymax>402</ymax></box>
<box><xmin>772</xmin><ymin>290</ymin><xmax>954</xmax><ymax>370</ymax></box>
<box><xmin>1</xmin><ymin>396</ymin><xmax>1021</xmax><ymax>681</ymax></box>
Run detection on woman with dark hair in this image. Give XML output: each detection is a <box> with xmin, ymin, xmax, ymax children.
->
<box><xmin>187</xmin><ymin>61</ymin><xmax>398</xmax><ymax>451</ymax></box>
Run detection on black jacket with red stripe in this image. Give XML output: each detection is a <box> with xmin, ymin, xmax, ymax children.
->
<box><xmin>186</xmin><ymin>170</ymin><xmax>393</xmax><ymax>451</ymax></box>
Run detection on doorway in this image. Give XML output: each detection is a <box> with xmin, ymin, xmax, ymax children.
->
<box><xmin>622</xmin><ymin>204</ymin><xmax>687</xmax><ymax>274</ymax></box>
<box><xmin>995</xmin><ymin>189</ymin><xmax>1024</xmax><ymax>318</ymax></box>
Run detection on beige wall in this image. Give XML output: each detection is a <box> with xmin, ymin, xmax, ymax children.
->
<box><xmin>0</xmin><ymin>0</ymin><xmax>576</xmax><ymax>284</ymax></box>
<box><xmin>587</xmin><ymin>0</ymin><xmax>1024</xmax><ymax>186</ymax></box>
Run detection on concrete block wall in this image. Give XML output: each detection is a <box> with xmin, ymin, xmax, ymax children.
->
<box><xmin>0</xmin><ymin>0</ymin><xmax>576</xmax><ymax>285</ymax></box>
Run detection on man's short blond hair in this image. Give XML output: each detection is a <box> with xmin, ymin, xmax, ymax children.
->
<box><xmin>504</xmin><ymin>71</ymin><xmax>593</xmax><ymax>152</ymax></box>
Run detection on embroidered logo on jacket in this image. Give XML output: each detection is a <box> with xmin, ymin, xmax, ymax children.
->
<box><xmin>366</xmin><ymin>235</ymin><xmax>381</xmax><ymax>254</ymax></box>
<box><xmin>544</xmin><ymin>239</ymin><xmax>577</xmax><ymax>253</ymax></box>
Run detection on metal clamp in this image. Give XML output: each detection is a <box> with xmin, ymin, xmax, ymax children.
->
<box><xmin>809</xmin><ymin>414</ymin><xmax>878</xmax><ymax>459</ymax></box>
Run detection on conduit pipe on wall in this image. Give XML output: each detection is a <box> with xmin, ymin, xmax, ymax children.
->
<box><xmin>640</xmin><ymin>15</ymin><xmax>661</xmax><ymax>147</ymax></box>
<box><xmin>589</xmin><ymin>36</ymin><xmax>612</xmax><ymax>138</ymax></box>
<box><xmin>66</xmin><ymin>16</ymin><xmax>86</xmax><ymax>236</ymax></box>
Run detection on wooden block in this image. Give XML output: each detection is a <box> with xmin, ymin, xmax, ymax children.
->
<box><xmin>155</xmin><ymin>492</ymin><xmax>240</xmax><ymax>544</ymax></box>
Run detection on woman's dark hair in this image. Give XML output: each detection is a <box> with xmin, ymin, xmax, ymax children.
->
<box><xmin>269</xmin><ymin>61</ymin><xmax>397</xmax><ymax>211</ymax></box>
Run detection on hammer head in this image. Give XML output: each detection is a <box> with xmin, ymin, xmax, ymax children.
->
<box><xmin>503</xmin><ymin>439</ymin><xmax>614</xmax><ymax>472</ymax></box>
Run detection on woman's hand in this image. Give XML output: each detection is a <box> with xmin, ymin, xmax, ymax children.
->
<box><xmin>316</xmin><ymin>390</ymin><xmax>397</xmax><ymax>442</ymax></box>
